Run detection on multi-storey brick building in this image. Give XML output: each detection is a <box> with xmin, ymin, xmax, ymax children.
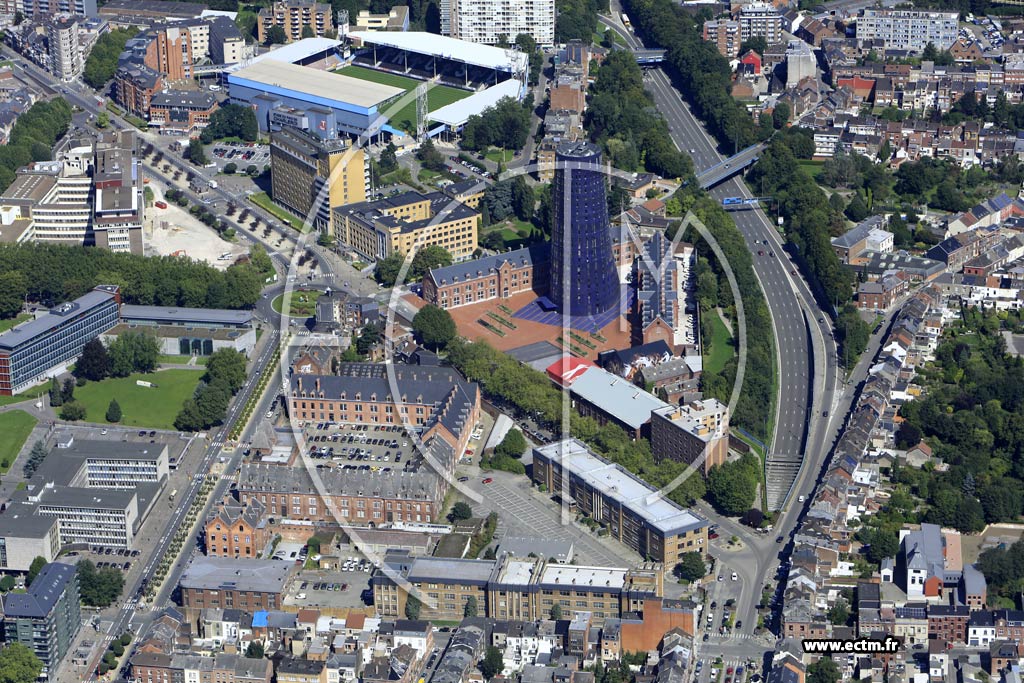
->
<box><xmin>178</xmin><ymin>557</ymin><xmax>293</xmax><ymax>614</ymax></box>
<box><xmin>422</xmin><ymin>243</ymin><xmax>549</xmax><ymax>310</ymax></box>
<box><xmin>204</xmin><ymin>497</ymin><xmax>268</xmax><ymax>559</ymax></box>
<box><xmin>373</xmin><ymin>550</ymin><xmax>664</xmax><ymax>624</ymax></box>
<box><xmin>531</xmin><ymin>439</ymin><xmax>709</xmax><ymax>566</ymax></box>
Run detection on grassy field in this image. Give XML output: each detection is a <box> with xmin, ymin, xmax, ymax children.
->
<box><xmin>485</xmin><ymin>147</ymin><xmax>512</xmax><ymax>164</ymax></box>
<box><xmin>797</xmin><ymin>160</ymin><xmax>824</xmax><ymax>182</ymax></box>
<box><xmin>0</xmin><ymin>410</ymin><xmax>37</xmax><ymax>473</ymax></box>
<box><xmin>272</xmin><ymin>290</ymin><xmax>320</xmax><ymax>317</ymax></box>
<box><xmin>249</xmin><ymin>192</ymin><xmax>307</xmax><ymax>231</ymax></box>
<box><xmin>704</xmin><ymin>311</ymin><xmax>735</xmax><ymax>376</ymax></box>
<box><xmin>158</xmin><ymin>355</ymin><xmax>209</xmax><ymax>366</ymax></box>
<box><xmin>0</xmin><ymin>382</ymin><xmax>48</xmax><ymax>408</ymax></box>
<box><xmin>0</xmin><ymin>313</ymin><xmax>30</xmax><ymax>334</ymax></box>
<box><xmin>73</xmin><ymin>371</ymin><xmax>202</xmax><ymax>429</ymax></box>
<box><xmin>335</xmin><ymin>66</ymin><xmax>471</xmax><ymax>134</ymax></box>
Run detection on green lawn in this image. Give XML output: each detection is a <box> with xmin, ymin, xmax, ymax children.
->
<box><xmin>0</xmin><ymin>313</ymin><xmax>30</xmax><ymax>334</ymax></box>
<box><xmin>0</xmin><ymin>382</ymin><xmax>48</xmax><ymax>408</ymax></box>
<box><xmin>704</xmin><ymin>311</ymin><xmax>735</xmax><ymax>376</ymax></box>
<box><xmin>0</xmin><ymin>410</ymin><xmax>37</xmax><ymax>473</ymax></box>
<box><xmin>272</xmin><ymin>290</ymin><xmax>320</xmax><ymax>317</ymax></box>
<box><xmin>158</xmin><ymin>355</ymin><xmax>209</xmax><ymax>366</ymax></box>
<box><xmin>73</xmin><ymin>371</ymin><xmax>202</xmax><ymax>429</ymax></box>
<box><xmin>485</xmin><ymin>147</ymin><xmax>513</xmax><ymax>164</ymax></box>
<box><xmin>797</xmin><ymin>160</ymin><xmax>824</xmax><ymax>182</ymax></box>
<box><xmin>249</xmin><ymin>192</ymin><xmax>308</xmax><ymax>232</ymax></box>
<box><xmin>334</xmin><ymin>66</ymin><xmax>471</xmax><ymax>134</ymax></box>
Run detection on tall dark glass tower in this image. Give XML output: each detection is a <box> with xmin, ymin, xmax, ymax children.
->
<box><xmin>550</xmin><ymin>141</ymin><xmax>618</xmax><ymax>317</ymax></box>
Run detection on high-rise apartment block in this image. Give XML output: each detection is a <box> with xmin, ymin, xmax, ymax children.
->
<box><xmin>702</xmin><ymin>19</ymin><xmax>741</xmax><ymax>58</ymax></box>
<box><xmin>857</xmin><ymin>9</ymin><xmax>958</xmax><ymax>53</ymax></box>
<box><xmin>257</xmin><ymin>0</ymin><xmax>333</xmax><ymax>44</ymax></box>
<box><xmin>19</xmin><ymin>0</ymin><xmax>96</xmax><ymax>18</ymax></box>
<box><xmin>2</xmin><ymin>563</ymin><xmax>81</xmax><ymax>679</ymax></box>
<box><xmin>269</xmin><ymin>125</ymin><xmax>368</xmax><ymax>233</ymax></box>
<box><xmin>550</xmin><ymin>141</ymin><xmax>618</xmax><ymax>317</ymax></box>
<box><xmin>738</xmin><ymin>2</ymin><xmax>783</xmax><ymax>45</ymax></box>
<box><xmin>46</xmin><ymin>15</ymin><xmax>81</xmax><ymax>82</ymax></box>
<box><xmin>450</xmin><ymin>0</ymin><xmax>555</xmax><ymax>46</ymax></box>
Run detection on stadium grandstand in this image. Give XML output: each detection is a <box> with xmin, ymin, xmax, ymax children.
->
<box><xmin>346</xmin><ymin>31</ymin><xmax>528</xmax><ymax>89</ymax></box>
<box><xmin>427</xmin><ymin>78</ymin><xmax>524</xmax><ymax>138</ymax></box>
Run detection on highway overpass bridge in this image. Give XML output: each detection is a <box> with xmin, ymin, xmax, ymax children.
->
<box><xmin>696</xmin><ymin>143</ymin><xmax>766</xmax><ymax>189</ymax></box>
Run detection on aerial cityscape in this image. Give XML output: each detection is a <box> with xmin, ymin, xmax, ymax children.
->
<box><xmin>0</xmin><ymin>0</ymin><xmax>1020</xmax><ymax>682</ymax></box>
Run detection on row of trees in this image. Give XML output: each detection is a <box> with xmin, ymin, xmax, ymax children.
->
<box><xmin>174</xmin><ymin>348</ymin><xmax>249</xmax><ymax>431</ymax></box>
<box><xmin>555</xmin><ymin>0</ymin><xmax>605</xmax><ymax>42</ymax></box>
<box><xmin>83</xmin><ymin>28</ymin><xmax>139</xmax><ymax>89</ymax></box>
<box><xmin>0</xmin><ymin>243</ymin><xmax>265</xmax><ymax>311</ymax></box>
<box><xmin>747</xmin><ymin>137</ymin><xmax>854</xmax><ymax>311</ymax></box>
<box><xmin>0</xmin><ymin>98</ymin><xmax>72</xmax><ymax>194</ymax></box>
<box><xmin>676</xmin><ymin>197</ymin><xmax>776</xmax><ymax>440</ymax></box>
<box><xmin>623</xmin><ymin>0</ymin><xmax>762</xmax><ymax>151</ymax></box>
<box><xmin>586</xmin><ymin>51</ymin><xmax>692</xmax><ymax>179</ymax></box>
<box><xmin>445</xmin><ymin>337</ymin><xmax>707</xmax><ymax>505</ymax></box>
<box><xmin>460</xmin><ymin>97</ymin><xmax>532</xmax><ymax>153</ymax></box>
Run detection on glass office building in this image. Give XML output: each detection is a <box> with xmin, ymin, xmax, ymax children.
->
<box><xmin>0</xmin><ymin>285</ymin><xmax>120</xmax><ymax>395</ymax></box>
<box><xmin>550</xmin><ymin>141</ymin><xmax>619</xmax><ymax>317</ymax></box>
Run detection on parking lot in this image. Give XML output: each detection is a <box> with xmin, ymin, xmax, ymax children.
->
<box><xmin>208</xmin><ymin>142</ymin><xmax>269</xmax><ymax>173</ymax></box>
<box><xmin>284</xmin><ymin>564</ymin><xmax>374</xmax><ymax>610</ymax></box>
<box><xmin>301</xmin><ymin>422</ymin><xmax>432</xmax><ymax>475</ymax></box>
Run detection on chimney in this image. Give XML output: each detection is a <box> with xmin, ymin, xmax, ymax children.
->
<box><xmin>316</xmin><ymin>378</ymin><xmax>321</xmax><ymax>392</ymax></box>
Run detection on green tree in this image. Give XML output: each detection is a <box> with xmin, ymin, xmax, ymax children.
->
<box><xmin>0</xmin><ymin>576</ymin><xmax>14</xmax><ymax>592</ymax></box>
<box><xmin>223</xmin><ymin>162</ymin><xmax>237</xmax><ymax>174</ymax></box>
<box><xmin>807</xmin><ymin>657</ymin><xmax>840</xmax><ymax>683</ymax></box>
<box><xmin>411</xmin><ymin>304</ymin><xmax>456</xmax><ymax>350</ymax></box>
<box><xmin>405</xmin><ymin>594</ymin><xmax>422</xmax><ymax>620</ymax></box>
<box><xmin>410</xmin><ymin>245</ymin><xmax>453</xmax><ymax>280</ymax></box>
<box><xmin>204</xmin><ymin>349</ymin><xmax>248</xmax><ymax>394</ymax></box>
<box><xmin>844</xmin><ymin>194</ymin><xmax>869</xmax><ymax>222</ymax></box>
<box><xmin>77</xmin><ymin>559</ymin><xmax>125</xmax><ymax>607</ymax></box>
<box><xmin>301</xmin><ymin>24</ymin><xmax>315</xmax><ymax>38</ymax></box>
<box><xmin>740</xmin><ymin>36</ymin><xmax>767</xmax><ymax>56</ymax></box>
<box><xmin>464</xmin><ymin>595</ymin><xmax>478</xmax><ymax>617</ymax></box>
<box><xmin>450</xmin><ymin>501</ymin><xmax>473</xmax><ymax>521</ymax></box>
<box><xmin>379</xmin><ymin>143</ymin><xmax>398</xmax><ymax>174</ymax></box>
<box><xmin>108</xmin><ymin>331</ymin><xmax>160</xmax><ymax>377</ymax></box>
<box><xmin>188</xmin><ymin>138</ymin><xmax>208</xmax><ymax>166</ymax></box>
<box><xmin>416</xmin><ymin>138</ymin><xmax>446</xmax><ymax>172</ymax></box>
<box><xmin>495</xmin><ymin>428</ymin><xmax>526</xmax><ymax>459</ymax></box>
<box><xmin>480</xmin><ymin>646</ymin><xmax>503</xmax><ymax>679</ymax></box>
<box><xmin>23</xmin><ymin>441</ymin><xmax>47</xmax><ymax>478</ymax></box>
<box><xmin>264</xmin><ymin>24</ymin><xmax>287</xmax><ymax>45</ymax></box>
<box><xmin>105</xmin><ymin>399</ymin><xmax>122</xmax><ymax>423</ymax></box>
<box><xmin>245</xmin><ymin>641</ymin><xmax>265</xmax><ymax>659</ymax></box>
<box><xmin>83</xmin><ymin>28</ymin><xmax>138</xmax><ymax>89</ymax></box>
<box><xmin>96</xmin><ymin>111</ymin><xmax>110</xmax><ymax>129</ymax></box>
<box><xmin>60</xmin><ymin>401</ymin><xmax>86</xmax><ymax>421</ymax></box>
<box><xmin>673</xmin><ymin>552</ymin><xmax>707</xmax><ymax>582</ymax></box>
<box><xmin>0</xmin><ymin>643</ymin><xmax>43</xmax><ymax>683</ymax></box>
<box><xmin>26</xmin><ymin>557</ymin><xmax>46</xmax><ymax>587</ymax></box>
<box><xmin>61</xmin><ymin>377</ymin><xmax>75</xmax><ymax>403</ymax></box>
<box><xmin>772</xmin><ymin>102</ymin><xmax>791</xmax><ymax>129</ymax></box>
<box><xmin>828</xmin><ymin>598</ymin><xmax>849</xmax><ymax>625</ymax></box>
<box><xmin>374</xmin><ymin>253</ymin><xmax>405</xmax><ymax>287</ymax></box>
<box><xmin>836</xmin><ymin>304</ymin><xmax>870</xmax><ymax>370</ymax></box>
<box><xmin>706</xmin><ymin>453</ymin><xmax>760</xmax><ymax>516</ymax></box>
<box><xmin>549</xmin><ymin>603</ymin><xmax>562</xmax><ymax>621</ymax></box>
<box><xmin>48</xmin><ymin>377</ymin><xmax>63</xmax><ymax>407</ymax></box>
<box><xmin>0</xmin><ymin>270</ymin><xmax>27</xmax><ymax>319</ymax></box>
<box><xmin>76</xmin><ymin>338</ymin><xmax>111</xmax><ymax>381</ymax></box>
<box><xmin>200</xmin><ymin>104</ymin><xmax>259</xmax><ymax>144</ymax></box>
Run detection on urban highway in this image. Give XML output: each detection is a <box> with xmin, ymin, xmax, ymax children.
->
<box><xmin>601</xmin><ymin>8</ymin><xmax>849</xmax><ymax>649</ymax></box>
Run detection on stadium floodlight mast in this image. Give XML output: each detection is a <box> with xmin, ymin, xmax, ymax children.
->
<box><xmin>276</xmin><ymin>69</ymin><xmax>749</xmax><ymax>613</ymax></box>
